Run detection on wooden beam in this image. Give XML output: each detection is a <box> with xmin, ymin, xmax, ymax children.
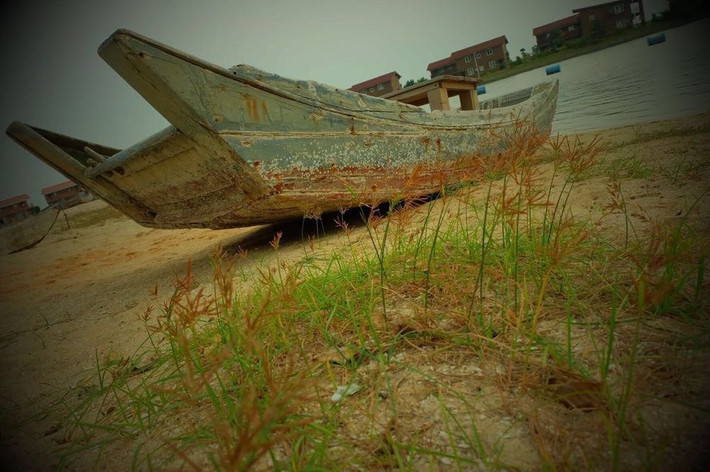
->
<box><xmin>382</xmin><ymin>83</ymin><xmax>439</xmax><ymax>105</ymax></box>
<box><xmin>427</xmin><ymin>87</ymin><xmax>450</xmax><ymax>111</ymax></box>
<box><xmin>438</xmin><ymin>81</ymin><xmax>476</xmax><ymax>92</ymax></box>
<box><xmin>459</xmin><ymin>89</ymin><xmax>478</xmax><ymax>110</ymax></box>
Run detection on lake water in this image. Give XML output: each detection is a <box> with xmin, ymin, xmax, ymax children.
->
<box><xmin>480</xmin><ymin>18</ymin><xmax>710</xmax><ymax>134</ymax></box>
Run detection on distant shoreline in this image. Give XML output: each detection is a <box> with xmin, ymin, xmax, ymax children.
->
<box><xmin>478</xmin><ymin>16</ymin><xmax>708</xmax><ymax>85</ymax></box>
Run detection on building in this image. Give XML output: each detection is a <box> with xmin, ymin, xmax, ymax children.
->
<box><xmin>42</xmin><ymin>180</ymin><xmax>85</xmax><ymax>209</ymax></box>
<box><xmin>573</xmin><ymin>0</ymin><xmax>645</xmax><ymax>41</ymax></box>
<box><xmin>533</xmin><ymin>14</ymin><xmax>583</xmax><ymax>52</ymax></box>
<box><xmin>0</xmin><ymin>194</ymin><xmax>32</xmax><ymax>225</ymax></box>
<box><xmin>349</xmin><ymin>72</ymin><xmax>402</xmax><ymax>97</ymax></box>
<box><xmin>427</xmin><ymin>36</ymin><xmax>510</xmax><ymax>79</ymax></box>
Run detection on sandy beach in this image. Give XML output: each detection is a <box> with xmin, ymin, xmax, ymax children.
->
<box><xmin>1</xmin><ymin>114</ymin><xmax>709</xmax><ymax>470</ymax></box>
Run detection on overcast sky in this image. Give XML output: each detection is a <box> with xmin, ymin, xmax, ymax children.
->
<box><xmin>0</xmin><ymin>0</ymin><xmax>668</xmax><ymax>207</ymax></box>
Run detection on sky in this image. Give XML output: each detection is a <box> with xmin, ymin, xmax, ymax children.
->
<box><xmin>0</xmin><ymin>0</ymin><xmax>669</xmax><ymax>207</ymax></box>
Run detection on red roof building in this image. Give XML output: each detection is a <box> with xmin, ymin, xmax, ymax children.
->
<box><xmin>573</xmin><ymin>0</ymin><xmax>645</xmax><ymax>41</ymax></box>
<box><xmin>349</xmin><ymin>71</ymin><xmax>402</xmax><ymax>97</ymax></box>
<box><xmin>42</xmin><ymin>180</ymin><xmax>84</xmax><ymax>209</ymax></box>
<box><xmin>0</xmin><ymin>194</ymin><xmax>32</xmax><ymax>225</ymax></box>
<box><xmin>533</xmin><ymin>14</ymin><xmax>582</xmax><ymax>51</ymax></box>
<box><xmin>533</xmin><ymin>14</ymin><xmax>581</xmax><ymax>37</ymax></box>
<box><xmin>427</xmin><ymin>36</ymin><xmax>510</xmax><ymax>78</ymax></box>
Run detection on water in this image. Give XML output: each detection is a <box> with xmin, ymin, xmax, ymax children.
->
<box><xmin>481</xmin><ymin>18</ymin><xmax>710</xmax><ymax>134</ymax></box>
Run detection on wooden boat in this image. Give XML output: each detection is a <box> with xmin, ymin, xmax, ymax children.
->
<box><xmin>0</xmin><ymin>206</ymin><xmax>60</xmax><ymax>255</ymax></box>
<box><xmin>6</xmin><ymin>29</ymin><xmax>559</xmax><ymax>229</ymax></box>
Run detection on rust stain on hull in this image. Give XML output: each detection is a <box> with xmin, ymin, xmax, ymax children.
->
<box><xmin>245</xmin><ymin>96</ymin><xmax>260</xmax><ymax>122</ymax></box>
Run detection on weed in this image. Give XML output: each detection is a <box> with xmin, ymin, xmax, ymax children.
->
<box><xmin>56</xmin><ymin>118</ymin><xmax>709</xmax><ymax>470</ymax></box>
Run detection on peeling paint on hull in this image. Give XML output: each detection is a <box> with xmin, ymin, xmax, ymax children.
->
<box><xmin>6</xmin><ymin>29</ymin><xmax>559</xmax><ymax>229</ymax></box>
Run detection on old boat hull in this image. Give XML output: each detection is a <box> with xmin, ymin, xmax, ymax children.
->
<box><xmin>0</xmin><ymin>206</ymin><xmax>60</xmax><ymax>255</ymax></box>
<box><xmin>6</xmin><ymin>30</ymin><xmax>559</xmax><ymax>229</ymax></box>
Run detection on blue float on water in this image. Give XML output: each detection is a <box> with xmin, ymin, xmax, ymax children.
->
<box><xmin>647</xmin><ymin>33</ymin><xmax>666</xmax><ymax>46</ymax></box>
<box><xmin>477</xmin><ymin>85</ymin><xmax>486</xmax><ymax>95</ymax></box>
<box><xmin>545</xmin><ymin>64</ymin><xmax>561</xmax><ymax>75</ymax></box>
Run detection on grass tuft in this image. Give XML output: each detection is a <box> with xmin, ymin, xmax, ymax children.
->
<box><xmin>56</xmin><ymin>120</ymin><xmax>710</xmax><ymax>470</ymax></box>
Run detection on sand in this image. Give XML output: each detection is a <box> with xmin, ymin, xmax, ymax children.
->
<box><xmin>1</xmin><ymin>114</ymin><xmax>709</xmax><ymax>469</ymax></box>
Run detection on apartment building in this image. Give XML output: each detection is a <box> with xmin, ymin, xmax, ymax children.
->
<box><xmin>427</xmin><ymin>36</ymin><xmax>510</xmax><ymax>78</ymax></box>
<box><xmin>42</xmin><ymin>181</ymin><xmax>85</xmax><ymax>209</ymax></box>
<box><xmin>573</xmin><ymin>0</ymin><xmax>645</xmax><ymax>40</ymax></box>
<box><xmin>533</xmin><ymin>14</ymin><xmax>583</xmax><ymax>51</ymax></box>
<box><xmin>0</xmin><ymin>194</ymin><xmax>32</xmax><ymax>225</ymax></box>
<box><xmin>349</xmin><ymin>71</ymin><xmax>402</xmax><ymax>97</ymax></box>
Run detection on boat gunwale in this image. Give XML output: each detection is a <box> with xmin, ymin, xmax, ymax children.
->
<box><xmin>103</xmin><ymin>29</ymin><xmax>425</xmax><ymax>118</ymax></box>
<box><xmin>104</xmin><ymin>29</ymin><xmax>557</xmax><ymax>131</ymax></box>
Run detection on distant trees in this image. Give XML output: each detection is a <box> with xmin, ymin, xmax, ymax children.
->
<box><xmin>509</xmin><ymin>34</ymin><xmax>594</xmax><ymax>70</ymax></box>
<box><xmin>565</xmin><ymin>37</ymin><xmax>588</xmax><ymax>49</ymax></box>
<box><xmin>404</xmin><ymin>77</ymin><xmax>428</xmax><ymax>87</ymax></box>
<box><xmin>591</xmin><ymin>21</ymin><xmax>605</xmax><ymax>42</ymax></box>
<box><xmin>512</xmin><ymin>47</ymin><xmax>530</xmax><ymax>66</ymax></box>
<box><xmin>548</xmin><ymin>30</ymin><xmax>565</xmax><ymax>51</ymax></box>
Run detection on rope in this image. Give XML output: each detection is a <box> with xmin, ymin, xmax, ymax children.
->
<box><xmin>8</xmin><ymin>207</ymin><xmax>63</xmax><ymax>254</ymax></box>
